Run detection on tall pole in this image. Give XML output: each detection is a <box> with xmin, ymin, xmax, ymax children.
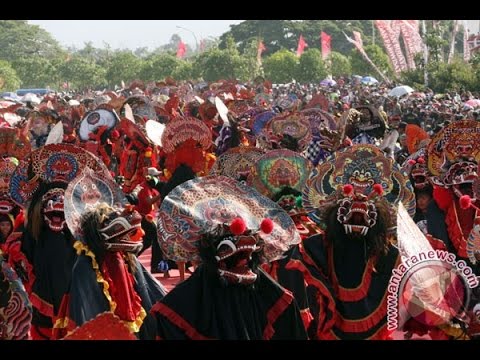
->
<box><xmin>176</xmin><ymin>25</ymin><xmax>199</xmax><ymax>52</ymax></box>
<box><xmin>422</xmin><ymin>20</ymin><xmax>429</xmax><ymax>87</ymax></box>
<box><xmin>447</xmin><ymin>20</ymin><xmax>459</xmax><ymax>64</ymax></box>
<box><xmin>372</xmin><ymin>20</ymin><xmax>375</xmax><ymax>45</ymax></box>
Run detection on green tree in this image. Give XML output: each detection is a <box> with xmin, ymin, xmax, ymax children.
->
<box><xmin>140</xmin><ymin>53</ymin><xmax>180</xmax><ymax>82</ymax></box>
<box><xmin>425</xmin><ymin>21</ymin><xmax>450</xmax><ymax>63</ymax></box>
<box><xmin>0</xmin><ymin>60</ymin><xmax>20</xmax><ymax>91</ymax></box>
<box><xmin>154</xmin><ymin>34</ymin><xmax>194</xmax><ymax>57</ymax></box>
<box><xmin>296</xmin><ymin>49</ymin><xmax>327</xmax><ymax>83</ymax></box>
<box><xmin>242</xmin><ymin>39</ymin><xmax>264</xmax><ymax>81</ymax></box>
<box><xmin>191</xmin><ymin>51</ymin><xmax>209</xmax><ymax>80</ymax></box>
<box><xmin>74</xmin><ymin>41</ymin><xmax>113</xmax><ymax>65</ymax></box>
<box><xmin>12</xmin><ymin>56</ymin><xmax>59</xmax><ymax>89</ymax></box>
<box><xmin>219</xmin><ymin>20</ymin><xmax>297</xmax><ymax>56</ymax></box>
<box><xmin>0</xmin><ymin>20</ymin><xmax>65</xmax><ymax>62</ymax></box>
<box><xmin>197</xmin><ymin>49</ymin><xmax>248</xmax><ymax>81</ymax></box>
<box><xmin>192</xmin><ymin>37</ymin><xmax>248</xmax><ymax>82</ymax></box>
<box><xmin>429</xmin><ymin>58</ymin><xmax>477</xmax><ymax>93</ymax></box>
<box><xmin>471</xmin><ymin>52</ymin><xmax>480</xmax><ymax>69</ymax></box>
<box><xmin>134</xmin><ymin>47</ymin><xmax>150</xmax><ymax>58</ymax></box>
<box><xmin>172</xmin><ymin>61</ymin><xmax>194</xmax><ymax>80</ymax></box>
<box><xmin>58</xmin><ymin>56</ymin><xmax>107</xmax><ymax>91</ymax></box>
<box><xmin>328</xmin><ymin>51</ymin><xmax>352</xmax><ymax>77</ymax></box>
<box><xmin>401</xmin><ymin>58</ymin><xmax>478</xmax><ymax>93</ymax></box>
<box><xmin>263</xmin><ymin>49</ymin><xmax>298</xmax><ymax>84</ymax></box>
<box><xmin>399</xmin><ymin>68</ymin><xmax>425</xmax><ymax>91</ymax></box>
<box><xmin>349</xmin><ymin>44</ymin><xmax>392</xmax><ymax>78</ymax></box>
<box><xmin>220</xmin><ymin>20</ymin><xmax>379</xmax><ymax>58</ymax></box>
<box><xmin>105</xmin><ymin>51</ymin><xmax>142</xmax><ymax>88</ymax></box>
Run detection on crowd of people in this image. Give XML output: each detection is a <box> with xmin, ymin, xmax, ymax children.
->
<box><xmin>0</xmin><ymin>74</ymin><xmax>480</xmax><ymax>340</ymax></box>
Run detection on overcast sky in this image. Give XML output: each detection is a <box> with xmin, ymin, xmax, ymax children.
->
<box><xmin>28</xmin><ymin>20</ymin><xmax>244</xmax><ymax>50</ymax></box>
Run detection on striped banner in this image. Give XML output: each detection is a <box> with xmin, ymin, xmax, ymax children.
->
<box><xmin>375</xmin><ymin>20</ymin><xmax>408</xmax><ymax>74</ymax></box>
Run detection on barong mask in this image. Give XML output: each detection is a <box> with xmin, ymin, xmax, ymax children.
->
<box><xmin>443</xmin><ymin>160</ymin><xmax>478</xmax><ymax>199</ymax></box>
<box><xmin>42</xmin><ymin>188</ymin><xmax>66</xmax><ymax>232</ymax></box>
<box><xmin>303</xmin><ymin>144</ymin><xmax>416</xmax><ymax>243</ymax></box>
<box><xmin>401</xmin><ymin>149</ymin><xmax>433</xmax><ymax>193</ymax></box>
<box><xmin>0</xmin><ymin>192</ymin><xmax>14</xmax><ymax>215</ymax></box>
<box><xmin>336</xmin><ymin>184</ymin><xmax>383</xmax><ymax>236</ymax></box>
<box><xmin>428</xmin><ymin>120</ymin><xmax>480</xmax><ymax>197</ymax></box>
<box><xmin>64</xmin><ymin>167</ymin><xmax>134</xmax><ymax>253</ymax></box>
<box><xmin>202</xmin><ymin>217</ymin><xmax>273</xmax><ymax>285</ymax></box>
<box><xmin>157</xmin><ymin>176</ymin><xmax>301</xmax><ymax>282</ymax></box>
<box><xmin>98</xmin><ymin>205</ymin><xmax>144</xmax><ymax>253</ymax></box>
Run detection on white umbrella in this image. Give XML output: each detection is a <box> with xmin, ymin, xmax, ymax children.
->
<box><xmin>389</xmin><ymin>85</ymin><xmax>415</xmax><ymax>98</ymax></box>
<box><xmin>361</xmin><ymin>76</ymin><xmax>378</xmax><ymax>85</ymax></box>
<box><xmin>22</xmin><ymin>93</ymin><xmax>41</xmax><ymax>104</ymax></box>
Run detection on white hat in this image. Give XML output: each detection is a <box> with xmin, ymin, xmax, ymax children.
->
<box><xmin>147</xmin><ymin>167</ymin><xmax>162</xmax><ymax>176</ymax></box>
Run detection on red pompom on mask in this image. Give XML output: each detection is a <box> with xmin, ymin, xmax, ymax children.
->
<box><xmin>111</xmin><ymin>129</ymin><xmax>120</xmax><ymax>139</ymax></box>
<box><xmin>460</xmin><ymin>195</ymin><xmax>472</xmax><ymax>210</ymax></box>
<box><xmin>343</xmin><ymin>184</ymin><xmax>354</xmax><ymax>196</ymax></box>
<box><xmin>230</xmin><ymin>217</ymin><xmax>247</xmax><ymax>235</ymax></box>
<box><xmin>417</xmin><ymin>157</ymin><xmax>426</xmax><ymax>164</ymax></box>
<box><xmin>260</xmin><ymin>218</ymin><xmax>274</xmax><ymax>234</ymax></box>
<box><xmin>408</xmin><ymin>159</ymin><xmax>416</xmax><ymax>165</ymax></box>
<box><xmin>373</xmin><ymin>184</ymin><xmax>384</xmax><ymax>196</ymax></box>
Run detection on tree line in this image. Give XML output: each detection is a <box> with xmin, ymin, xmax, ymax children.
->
<box><xmin>0</xmin><ymin>20</ymin><xmax>478</xmax><ymax>94</ymax></box>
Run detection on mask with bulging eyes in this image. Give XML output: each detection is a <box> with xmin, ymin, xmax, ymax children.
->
<box><xmin>203</xmin><ymin>217</ymin><xmax>273</xmax><ymax>286</ymax></box>
<box><xmin>99</xmin><ymin>205</ymin><xmax>145</xmax><ymax>253</ymax></box>
<box><xmin>443</xmin><ymin>160</ymin><xmax>478</xmax><ymax>188</ymax></box>
<box><xmin>214</xmin><ymin>233</ymin><xmax>262</xmax><ymax>285</ymax></box>
<box><xmin>42</xmin><ymin>188</ymin><xmax>66</xmax><ymax>232</ymax></box>
<box><xmin>336</xmin><ymin>184</ymin><xmax>383</xmax><ymax>237</ymax></box>
<box><xmin>0</xmin><ymin>193</ymin><xmax>14</xmax><ymax>215</ymax></box>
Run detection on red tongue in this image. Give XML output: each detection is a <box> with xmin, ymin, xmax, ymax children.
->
<box><xmin>236</xmin><ymin>258</ymin><xmax>249</xmax><ymax>267</ymax></box>
<box><xmin>53</xmin><ymin>216</ymin><xmax>62</xmax><ymax>222</ymax></box>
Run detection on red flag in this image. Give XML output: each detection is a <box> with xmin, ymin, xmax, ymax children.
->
<box><xmin>296</xmin><ymin>35</ymin><xmax>308</xmax><ymax>57</ymax></box>
<box><xmin>176</xmin><ymin>41</ymin><xmax>186</xmax><ymax>58</ymax></box>
<box><xmin>257</xmin><ymin>40</ymin><xmax>267</xmax><ymax>66</ymax></box>
<box><xmin>321</xmin><ymin>31</ymin><xmax>331</xmax><ymax>60</ymax></box>
<box><xmin>258</xmin><ymin>40</ymin><xmax>266</xmax><ymax>55</ymax></box>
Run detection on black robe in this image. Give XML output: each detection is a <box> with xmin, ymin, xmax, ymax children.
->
<box><xmin>21</xmin><ymin>229</ymin><xmax>76</xmax><ymax>330</ymax></box>
<box><xmin>288</xmin><ymin>234</ymin><xmax>399</xmax><ymax>340</ymax></box>
<box><xmin>57</xmin><ymin>254</ymin><xmax>166</xmax><ymax>340</ymax></box>
<box><xmin>152</xmin><ymin>266</ymin><xmax>307</xmax><ymax>340</ymax></box>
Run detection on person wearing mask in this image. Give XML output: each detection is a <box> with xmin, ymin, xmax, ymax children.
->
<box><xmin>0</xmin><ymin>214</ymin><xmax>14</xmax><ymax>247</ymax></box>
<box><xmin>136</xmin><ymin>168</ymin><xmax>165</xmax><ymax>275</ymax></box>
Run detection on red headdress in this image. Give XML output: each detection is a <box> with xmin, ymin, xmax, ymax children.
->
<box><xmin>162</xmin><ymin>116</ymin><xmax>212</xmax><ymax>176</ymax></box>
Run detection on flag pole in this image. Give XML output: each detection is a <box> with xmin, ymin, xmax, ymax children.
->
<box><xmin>421</xmin><ymin>20</ymin><xmax>429</xmax><ymax>87</ymax></box>
<box><xmin>343</xmin><ymin>31</ymin><xmax>391</xmax><ymax>84</ymax></box>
